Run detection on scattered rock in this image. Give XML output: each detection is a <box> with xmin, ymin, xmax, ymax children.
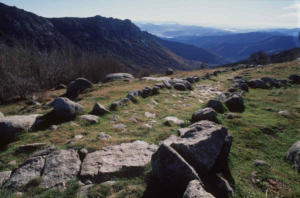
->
<box><xmin>286</xmin><ymin>141</ymin><xmax>300</xmax><ymax>171</ymax></box>
<box><xmin>0</xmin><ymin>114</ymin><xmax>41</xmax><ymax>144</ymax></box>
<box><xmin>166</xmin><ymin>68</ymin><xmax>174</xmax><ymax>75</ymax></box>
<box><xmin>112</xmin><ymin>115</ymin><xmax>119</xmax><ymax>122</ymax></box>
<box><xmin>247</xmin><ymin>79</ymin><xmax>268</xmax><ymax>89</ymax></box>
<box><xmin>74</xmin><ymin>135</ymin><xmax>84</xmax><ymax>139</ymax></box>
<box><xmin>183</xmin><ymin>180</ymin><xmax>215</xmax><ymax>198</ymax></box>
<box><xmin>98</xmin><ymin>132</ymin><xmax>111</xmax><ymax>140</ymax></box>
<box><xmin>141</xmin><ymin>87</ymin><xmax>153</xmax><ymax>98</ymax></box>
<box><xmin>143</xmin><ymin>123</ymin><xmax>152</xmax><ymax>128</ymax></box>
<box><xmin>66</xmin><ymin>77</ymin><xmax>93</xmax><ymax>98</ymax></box>
<box><xmin>18</xmin><ymin>143</ymin><xmax>46</xmax><ymax>151</ymax></box>
<box><xmin>49</xmin><ymin>97</ymin><xmax>83</xmax><ymax>120</ymax></box>
<box><xmin>206</xmin><ymin>99</ymin><xmax>225</xmax><ymax>113</ymax></box>
<box><xmin>191</xmin><ymin>107</ymin><xmax>218</xmax><ymax>123</ymax></box>
<box><xmin>152</xmin><ymin>86</ymin><xmax>160</xmax><ymax>95</ymax></box>
<box><xmin>79</xmin><ymin>148</ymin><xmax>88</xmax><ymax>160</ymax></box>
<box><xmin>40</xmin><ymin>149</ymin><xmax>81</xmax><ymax>189</ymax></box>
<box><xmin>79</xmin><ymin>115</ymin><xmax>99</xmax><ymax>124</ymax></box>
<box><xmin>254</xmin><ymin>160</ymin><xmax>270</xmax><ymax>167</ymax></box>
<box><xmin>8</xmin><ymin>160</ymin><xmax>17</xmax><ymax>166</ymax></box>
<box><xmin>5</xmin><ymin>156</ymin><xmax>45</xmax><ymax>189</ymax></box>
<box><xmin>145</xmin><ymin>112</ymin><xmax>156</xmax><ymax>119</ymax></box>
<box><xmin>113</xmin><ymin>123</ymin><xmax>127</xmax><ymax>131</ymax></box>
<box><xmin>130</xmin><ymin>116</ymin><xmax>138</xmax><ymax>123</ymax></box>
<box><xmin>104</xmin><ymin>73</ymin><xmax>134</xmax><ymax>82</ymax></box>
<box><xmin>0</xmin><ymin>171</ymin><xmax>11</xmax><ymax>186</ymax></box>
<box><xmin>174</xmin><ymin>83</ymin><xmax>187</xmax><ymax>91</ymax></box>
<box><xmin>163</xmin><ymin>80</ymin><xmax>172</xmax><ymax>89</ymax></box>
<box><xmin>278</xmin><ymin>110</ymin><xmax>290</xmax><ymax>117</ymax></box>
<box><xmin>225</xmin><ymin>95</ymin><xmax>245</xmax><ymax>112</ymax></box>
<box><xmin>49</xmin><ymin>125</ymin><xmax>58</xmax><ymax>131</ymax></box>
<box><xmin>224</xmin><ymin>113</ymin><xmax>241</xmax><ymax>119</ymax></box>
<box><xmin>288</xmin><ymin>74</ymin><xmax>300</xmax><ymax>84</ymax></box>
<box><xmin>80</xmin><ymin>141</ymin><xmax>157</xmax><ymax>183</ymax></box>
<box><xmin>90</xmin><ymin>103</ymin><xmax>110</xmax><ymax>115</ymax></box>
<box><xmin>163</xmin><ymin>116</ymin><xmax>184</xmax><ymax>126</ymax></box>
<box><xmin>0</xmin><ymin>111</ymin><xmax>4</xmax><ymax>118</ymax></box>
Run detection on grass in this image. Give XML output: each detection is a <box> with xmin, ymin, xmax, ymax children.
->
<box><xmin>0</xmin><ymin>61</ymin><xmax>299</xmax><ymax>197</ymax></box>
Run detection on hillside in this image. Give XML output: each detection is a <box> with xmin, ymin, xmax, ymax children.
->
<box><xmin>0</xmin><ymin>59</ymin><xmax>299</xmax><ymax>198</ymax></box>
<box><xmin>170</xmin><ymin>32</ymin><xmax>299</xmax><ymax>62</ymax></box>
<box><xmin>0</xmin><ymin>2</ymin><xmax>192</xmax><ymax>72</ymax></box>
<box><xmin>157</xmin><ymin>38</ymin><xmax>229</xmax><ymax>65</ymax></box>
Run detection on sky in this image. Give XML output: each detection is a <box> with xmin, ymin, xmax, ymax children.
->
<box><xmin>1</xmin><ymin>0</ymin><xmax>299</xmax><ymax>28</ymax></box>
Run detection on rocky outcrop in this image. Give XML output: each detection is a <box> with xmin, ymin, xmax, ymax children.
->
<box><xmin>80</xmin><ymin>141</ymin><xmax>157</xmax><ymax>183</ymax></box>
<box><xmin>104</xmin><ymin>73</ymin><xmax>134</xmax><ymax>82</ymax></box>
<box><xmin>66</xmin><ymin>77</ymin><xmax>93</xmax><ymax>99</ymax></box>
<box><xmin>286</xmin><ymin>141</ymin><xmax>300</xmax><ymax>172</ymax></box>
<box><xmin>49</xmin><ymin>97</ymin><xmax>83</xmax><ymax>120</ymax></box>
<box><xmin>0</xmin><ymin>114</ymin><xmax>40</xmax><ymax>144</ymax></box>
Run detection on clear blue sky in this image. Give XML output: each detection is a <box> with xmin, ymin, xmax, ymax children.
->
<box><xmin>1</xmin><ymin>0</ymin><xmax>299</xmax><ymax>28</ymax></box>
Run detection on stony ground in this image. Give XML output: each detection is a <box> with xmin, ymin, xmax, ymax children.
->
<box><xmin>0</xmin><ymin>60</ymin><xmax>299</xmax><ymax>198</ymax></box>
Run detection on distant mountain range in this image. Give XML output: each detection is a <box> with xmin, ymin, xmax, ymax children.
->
<box><xmin>168</xmin><ymin>32</ymin><xmax>299</xmax><ymax>62</ymax></box>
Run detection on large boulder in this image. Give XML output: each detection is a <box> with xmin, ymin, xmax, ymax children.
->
<box><xmin>40</xmin><ymin>149</ymin><xmax>81</xmax><ymax>188</ymax></box>
<box><xmin>80</xmin><ymin>141</ymin><xmax>157</xmax><ymax>183</ymax></box>
<box><xmin>4</xmin><ymin>156</ymin><xmax>45</xmax><ymax>189</ymax></box>
<box><xmin>286</xmin><ymin>141</ymin><xmax>300</xmax><ymax>171</ymax></box>
<box><xmin>206</xmin><ymin>100</ymin><xmax>225</xmax><ymax>113</ymax></box>
<box><xmin>49</xmin><ymin>97</ymin><xmax>83</xmax><ymax>120</ymax></box>
<box><xmin>289</xmin><ymin>74</ymin><xmax>300</xmax><ymax>84</ymax></box>
<box><xmin>191</xmin><ymin>108</ymin><xmax>218</xmax><ymax>123</ymax></box>
<box><xmin>183</xmin><ymin>180</ymin><xmax>215</xmax><ymax>198</ymax></box>
<box><xmin>90</xmin><ymin>103</ymin><xmax>110</xmax><ymax>115</ymax></box>
<box><xmin>163</xmin><ymin>122</ymin><xmax>232</xmax><ymax>174</ymax></box>
<box><xmin>151</xmin><ymin>144</ymin><xmax>199</xmax><ymax>192</ymax></box>
<box><xmin>66</xmin><ymin>77</ymin><xmax>93</xmax><ymax>98</ymax></box>
<box><xmin>0</xmin><ymin>114</ymin><xmax>40</xmax><ymax>144</ymax></box>
<box><xmin>225</xmin><ymin>95</ymin><xmax>245</xmax><ymax>112</ymax></box>
<box><xmin>104</xmin><ymin>73</ymin><xmax>134</xmax><ymax>82</ymax></box>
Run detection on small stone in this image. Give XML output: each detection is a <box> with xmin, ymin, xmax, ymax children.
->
<box><xmin>75</xmin><ymin>135</ymin><xmax>84</xmax><ymax>139</ymax></box>
<box><xmin>130</xmin><ymin>116</ymin><xmax>138</xmax><ymax>123</ymax></box>
<box><xmin>145</xmin><ymin>112</ymin><xmax>156</xmax><ymax>119</ymax></box>
<box><xmin>254</xmin><ymin>160</ymin><xmax>270</xmax><ymax>167</ymax></box>
<box><xmin>278</xmin><ymin>110</ymin><xmax>290</xmax><ymax>117</ymax></box>
<box><xmin>112</xmin><ymin>115</ymin><xmax>119</xmax><ymax>122</ymax></box>
<box><xmin>8</xmin><ymin>160</ymin><xmax>17</xmax><ymax>166</ymax></box>
<box><xmin>163</xmin><ymin>116</ymin><xmax>184</xmax><ymax>126</ymax></box>
<box><xmin>79</xmin><ymin>115</ymin><xmax>99</xmax><ymax>124</ymax></box>
<box><xmin>113</xmin><ymin>124</ymin><xmax>127</xmax><ymax>131</ymax></box>
<box><xmin>49</xmin><ymin>125</ymin><xmax>58</xmax><ymax>131</ymax></box>
<box><xmin>98</xmin><ymin>132</ymin><xmax>111</xmax><ymax>140</ymax></box>
<box><xmin>143</xmin><ymin>124</ymin><xmax>152</xmax><ymax>128</ymax></box>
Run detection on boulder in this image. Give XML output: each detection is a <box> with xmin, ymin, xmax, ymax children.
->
<box><xmin>151</xmin><ymin>144</ymin><xmax>199</xmax><ymax>189</ymax></box>
<box><xmin>79</xmin><ymin>115</ymin><xmax>99</xmax><ymax>124</ymax></box>
<box><xmin>49</xmin><ymin>97</ymin><xmax>83</xmax><ymax>120</ymax></box>
<box><xmin>104</xmin><ymin>73</ymin><xmax>134</xmax><ymax>82</ymax></box>
<box><xmin>141</xmin><ymin>87</ymin><xmax>153</xmax><ymax>98</ymax></box>
<box><xmin>163</xmin><ymin>122</ymin><xmax>232</xmax><ymax>174</ymax></box>
<box><xmin>186</xmin><ymin>77</ymin><xmax>195</xmax><ymax>84</ymax></box>
<box><xmin>90</xmin><ymin>103</ymin><xmax>110</xmax><ymax>115</ymax></box>
<box><xmin>40</xmin><ymin>149</ymin><xmax>81</xmax><ymax>188</ymax></box>
<box><xmin>163</xmin><ymin>80</ymin><xmax>172</xmax><ymax>89</ymax></box>
<box><xmin>4</xmin><ymin>156</ymin><xmax>45</xmax><ymax>189</ymax></box>
<box><xmin>0</xmin><ymin>171</ymin><xmax>11</xmax><ymax>186</ymax></box>
<box><xmin>247</xmin><ymin>79</ymin><xmax>268</xmax><ymax>89</ymax></box>
<box><xmin>80</xmin><ymin>141</ymin><xmax>157</xmax><ymax>183</ymax></box>
<box><xmin>225</xmin><ymin>95</ymin><xmax>245</xmax><ymax>112</ymax></box>
<box><xmin>288</xmin><ymin>74</ymin><xmax>300</xmax><ymax>84</ymax></box>
<box><xmin>238</xmin><ymin>82</ymin><xmax>249</xmax><ymax>92</ymax></box>
<box><xmin>152</xmin><ymin>86</ymin><xmax>160</xmax><ymax>95</ymax></box>
<box><xmin>286</xmin><ymin>141</ymin><xmax>300</xmax><ymax>171</ymax></box>
<box><xmin>174</xmin><ymin>83</ymin><xmax>187</xmax><ymax>91</ymax></box>
<box><xmin>0</xmin><ymin>114</ymin><xmax>40</xmax><ymax>144</ymax></box>
<box><xmin>206</xmin><ymin>100</ymin><xmax>225</xmax><ymax>113</ymax></box>
<box><xmin>126</xmin><ymin>93</ymin><xmax>138</xmax><ymax>103</ymax></box>
<box><xmin>191</xmin><ymin>108</ymin><xmax>218</xmax><ymax>123</ymax></box>
<box><xmin>183</xmin><ymin>180</ymin><xmax>215</xmax><ymax>198</ymax></box>
<box><xmin>261</xmin><ymin>77</ymin><xmax>280</xmax><ymax>88</ymax></box>
<box><xmin>66</xmin><ymin>77</ymin><xmax>93</xmax><ymax>98</ymax></box>
<box><xmin>166</xmin><ymin>68</ymin><xmax>174</xmax><ymax>75</ymax></box>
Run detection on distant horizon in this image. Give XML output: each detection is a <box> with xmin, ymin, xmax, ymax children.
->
<box><xmin>1</xmin><ymin>0</ymin><xmax>299</xmax><ymax>29</ymax></box>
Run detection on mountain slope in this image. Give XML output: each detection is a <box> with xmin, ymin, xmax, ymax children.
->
<box><xmin>170</xmin><ymin>32</ymin><xmax>300</xmax><ymax>62</ymax></box>
<box><xmin>157</xmin><ymin>38</ymin><xmax>228</xmax><ymax>65</ymax></box>
<box><xmin>0</xmin><ymin>2</ymin><xmax>196</xmax><ymax>72</ymax></box>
